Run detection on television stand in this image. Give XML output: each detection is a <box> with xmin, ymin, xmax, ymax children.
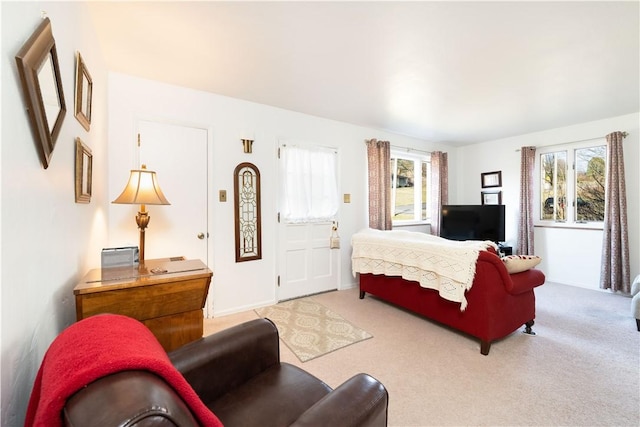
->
<box><xmin>498</xmin><ymin>244</ymin><xmax>513</xmax><ymax>256</ymax></box>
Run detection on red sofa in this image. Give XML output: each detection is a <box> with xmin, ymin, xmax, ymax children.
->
<box><xmin>359</xmin><ymin>250</ymin><xmax>545</xmax><ymax>355</ymax></box>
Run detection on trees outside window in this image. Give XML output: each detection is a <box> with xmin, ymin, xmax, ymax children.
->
<box><xmin>390</xmin><ymin>152</ymin><xmax>430</xmax><ymax>224</ymax></box>
<box><xmin>538</xmin><ymin>143</ymin><xmax>606</xmax><ymax>225</ymax></box>
<box><xmin>575</xmin><ymin>146</ymin><xmax>606</xmax><ymax>222</ymax></box>
<box><xmin>540</xmin><ymin>151</ymin><xmax>567</xmax><ymax>221</ymax></box>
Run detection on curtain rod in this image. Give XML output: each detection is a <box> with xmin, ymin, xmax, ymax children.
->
<box><xmin>363</xmin><ymin>140</ymin><xmax>433</xmax><ymax>155</ymax></box>
<box><xmin>280</xmin><ymin>143</ymin><xmax>338</xmax><ymax>153</ymax></box>
<box><xmin>390</xmin><ymin>145</ymin><xmax>432</xmax><ymax>155</ymax></box>
<box><xmin>515</xmin><ymin>131</ymin><xmax>628</xmax><ymax>152</ymax></box>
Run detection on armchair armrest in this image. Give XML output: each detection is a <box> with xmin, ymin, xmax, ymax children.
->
<box><xmin>63</xmin><ymin>371</ymin><xmax>199</xmax><ymax>427</ymax></box>
<box><xmin>291</xmin><ymin>373</ymin><xmax>389</xmax><ymax>427</ymax></box>
<box><xmin>169</xmin><ymin>318</ymin><xmax>280</xmax><ymax>402</ymax></box>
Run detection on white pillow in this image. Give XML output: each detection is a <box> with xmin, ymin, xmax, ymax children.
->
<box><xmin>501</xmin><ymin>255</ymin><xmax>542</xmax><ymax>274</ymax></box>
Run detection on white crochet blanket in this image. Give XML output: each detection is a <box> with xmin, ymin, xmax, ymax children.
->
<box><xmin>351</xmin><ymin>229</ymin><xmax>497</xmax><ymax>310</ymax></box>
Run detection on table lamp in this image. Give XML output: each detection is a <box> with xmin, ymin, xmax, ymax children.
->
<box><xmin>112</xmin><ymin>164</ymin><xmax>170</xmax><ymax>265</ymax></box>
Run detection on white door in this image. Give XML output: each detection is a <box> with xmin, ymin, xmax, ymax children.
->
<box><xmin>278</xmin><ymin>221</ymin><xmax>339</xmax><ymax>300</ymax></box>
<box><xmin>277</xmin><ymin>143</ymin><xmax>340</xmax><ymax>301</ymax></box>
<box><xmin>137</xmin><ymin>120</ymin><xmax>213</xmax><ymax>316</ymax></box>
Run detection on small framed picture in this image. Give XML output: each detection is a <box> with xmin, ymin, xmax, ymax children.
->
<box><xmin>481</xmin><ymin>191</ymin><xmax>502</xmax><ymax>205</ymax></box>
<box><xmin>75</xmin><ymin>137</ymin><xmax>92</xmax><ymax>203</ymax></box>
<box><xmin>74</xmin><ymin>51</ymin><xmax>92</xmax><ymax>131</ymax></box>
<box><xmin>481</xmin><ymin>171</ymin><xmax>502</xmax><ymax>188</ymax></box>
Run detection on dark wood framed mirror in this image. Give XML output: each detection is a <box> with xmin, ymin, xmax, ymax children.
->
<box><xmin>15</xmin><ymin>18</ymin><xmax>66</xmax><ymax>169</ymax></box>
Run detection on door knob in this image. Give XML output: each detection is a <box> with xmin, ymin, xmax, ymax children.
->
<box><xmin>197</xmin><ymin>232</ymin><xmax>205</xmax><ymax>240</ymax></box>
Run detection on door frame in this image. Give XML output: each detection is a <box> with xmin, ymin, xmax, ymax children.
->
<box><xmin>134</xmin><ymin>115</ymin><xmax>216</xmax><ymax>317</ymax></box>
<box><xmin>276</xmin><ymin>140</ymin><xmax>341</xmax><ymax>302</ymax></box>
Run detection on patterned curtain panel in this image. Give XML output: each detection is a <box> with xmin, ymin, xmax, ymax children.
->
<box><xmin>517</xmin><ymin>146</ymin><xmax>536</xmax><ymax>254</ymax></box>
<box><xmin>430</xmin><ymin>151</ymin><xmax>448</xmax><ymax>236</ymax></box>
<box><xmin>365</xmin><ymin>139</ymin><xmax>392</xmax><ymax>230</ymax></box>
<box><xmin>600</xmin><ymin>131</ymin><xmax>630</xmax><ymax>293</ymax></box>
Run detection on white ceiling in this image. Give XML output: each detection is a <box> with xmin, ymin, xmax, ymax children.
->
<box><xmin>87</xmin><ymin>1</ymin><xmax>639</xmax><ymax>146</ymax></box>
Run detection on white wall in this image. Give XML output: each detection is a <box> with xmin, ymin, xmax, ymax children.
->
<box><xmin>1</xmin><ymin>2</ymin><xmax>109</xmax><ymax>425</ymax></box>
<box><xmin>2</xmin><ymin>4</ymin><xmax>635</xmax><ymax>425</ymax></box>
<box><xmin>457</xmin><ymin>113</ymin><xmax>640</xmax><ymax>289</ymax></box>
<box><xmin>107</xmin><ymin>73</ymin><xmax>453</xmax><ymax>316</ymax></box>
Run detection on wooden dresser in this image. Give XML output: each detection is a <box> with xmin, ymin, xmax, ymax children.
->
<box><xmin>74</xmin><ymin>258</ymin><xmax>212</xmax><ymax>352</ymax></box>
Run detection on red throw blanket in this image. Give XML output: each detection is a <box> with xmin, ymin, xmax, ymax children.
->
<box><xmin>24</xmin><ymin>314</ymin><xmax>223</xmax><ymax>427</ymax></box>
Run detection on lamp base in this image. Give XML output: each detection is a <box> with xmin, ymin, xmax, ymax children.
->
<box><xmin>136</xmin><ymin>210</ymin><xmax>150</xmax><ymax>264</ymax></box>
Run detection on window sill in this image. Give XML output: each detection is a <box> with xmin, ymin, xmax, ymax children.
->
<box><xmin>534</xmin><ymin>222</ymin><xmax>604</xmax><ymax>231</ymax></box>
<box><xmin>393</xmin><ymin>221</ymin><xmax>431</xmax><ymax>227</ymax></box>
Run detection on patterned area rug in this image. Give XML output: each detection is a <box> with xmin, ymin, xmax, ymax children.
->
<box><xmin>255</xmin><ymin>298</ymin><xmax>372</xmax><ymax>362</ymax></box>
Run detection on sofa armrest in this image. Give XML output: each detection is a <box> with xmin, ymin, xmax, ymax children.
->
<box><xmin>507</xmin><ymin>268</ymin><xmax>546</xmax><ymax>295</ymax></box>
<box><xmin>478</xmin><ymin>251</ymin><xmax>545</xmax><ymax>296</ymax></box>
<box><xmin>291</xmin><ymin>373</ymin><xmax>388</xmax><ymax>427</ymax></box>
<box><xmin>169</xmin><ymin>318</ymin><xmax>280</xmax><ymax>402</ymax></box>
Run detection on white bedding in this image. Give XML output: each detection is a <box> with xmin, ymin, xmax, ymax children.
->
<box><xmin>351</xmin><ymin>228</ymin><xmax>497</xmax><ymax>310</ymax></box>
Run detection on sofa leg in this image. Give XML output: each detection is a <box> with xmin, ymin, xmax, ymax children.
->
<box><xmin>523</xmin><ymin>320</ymin><xmax>536</xmax><ymax>336</ymax></box>
<box><xmin>480</xmin><ymin>341</ymin><xmax>491</xmax><ymax>355</ymax></box>
<box><xmin>636</xmin><ymin>318</ymin><xmax>640</xmax><ymax>332</ymax></box>
<box><xmin>359</xmin><ymin>290</ymin><xmax>365</xmax><ymax>299</ymax></box>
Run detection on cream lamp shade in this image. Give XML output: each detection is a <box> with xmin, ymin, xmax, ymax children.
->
<box><xmin>112</xmin><ymin>166</ymin><xmax>170</xmax><ymax>206</ymax></box>
<box><xmin>112</xmin><ymin>165</ymin><xmax>170</xmax><ymax>265</ymax></box>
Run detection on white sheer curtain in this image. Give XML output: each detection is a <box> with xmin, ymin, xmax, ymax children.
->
<box><xmin>281</xmin><ymin>145</ymin><xmax>338</xmax><ymax>223</ymax></box>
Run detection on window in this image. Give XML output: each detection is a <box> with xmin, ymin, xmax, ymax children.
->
<box><xmin>575</xmin><ymin>146</ymin><xmax>606</xmax><ymax>221</ymax></box>
<box><xmin>390</xmin><ymin>151</ymin><xmax>431</xmax><ymax>224</ymax></box>
<box><xmin>540</xmin><ymin>151</ymin><xmax>567</xmax><ymax>221</ymax></box>
<box><xmin>538</xmin><ymin>141</ymin><xmax>606</xmax><ymax>225</ymax></box>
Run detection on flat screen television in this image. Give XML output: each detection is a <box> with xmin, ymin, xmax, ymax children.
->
<box><xmin>440</xmin><ymin>205</ymin><xmax>505</xmax><ymax>243</ymax></box>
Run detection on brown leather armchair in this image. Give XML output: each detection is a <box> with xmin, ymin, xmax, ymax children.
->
<box><xmin>62</xmin><ymin>318</ymin><xmax>388</xmax><ymax>427</ymax></box>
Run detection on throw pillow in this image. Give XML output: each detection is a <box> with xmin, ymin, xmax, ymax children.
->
<box><xmin>501</xmin><ymin>255</ymin><xmax>542</xmax><ymax>274</ymax></box>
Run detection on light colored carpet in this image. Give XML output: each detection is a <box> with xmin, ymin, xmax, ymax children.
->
<box><xmin>205</xmin><ymin>282</ymin><xmax>640</xmax><ymax>426</ymax></box>
<box><xmin>255</xmin><ymin>297</ymin><xmax>372</xmax><ymax>362</ymax></box>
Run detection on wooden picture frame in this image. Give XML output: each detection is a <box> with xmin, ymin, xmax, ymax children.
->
<box><xmin>74</xmin><ymin>51</ymin><xmax>92</xmax><ymax>131</ymax></box>
<box><xmin>15</xmin><ymin>18</ymin><xmax>66</xmax><ymax>169</ymax></box>
<box><xmin>481</xmin><ymin>190</ymin><xmax>502</xmax><ymax>205</ymax></box>
<box><xmin>234</xmin><ymin>162</ymin><xmax>262</xmax><ymax>262</ymax></box>
<box><xmin>481</xmin><ymin>171</ymin><xmax>502</xmax><ymax>188</ymax></box>
<box><xmin>75</xmin><ymin>138</ymin><xmax>92</xmax><ymax>203</ymax></box>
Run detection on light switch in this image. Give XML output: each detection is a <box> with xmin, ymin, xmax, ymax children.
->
<box><xmin>219</xmin><ymin>190</ymin><xmax>227</xmax><ymax>202</ymax></box>
<box><xmin>344</xmin><ymin>194</ymin><xmax>351</xmax><ymax>203</ymax></box>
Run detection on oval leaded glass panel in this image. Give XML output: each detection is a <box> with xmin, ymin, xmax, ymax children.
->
<box><xmin>234</xmin><ymin>163</ymin><xmax>262</xmax><ymax>262</ymax></box>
